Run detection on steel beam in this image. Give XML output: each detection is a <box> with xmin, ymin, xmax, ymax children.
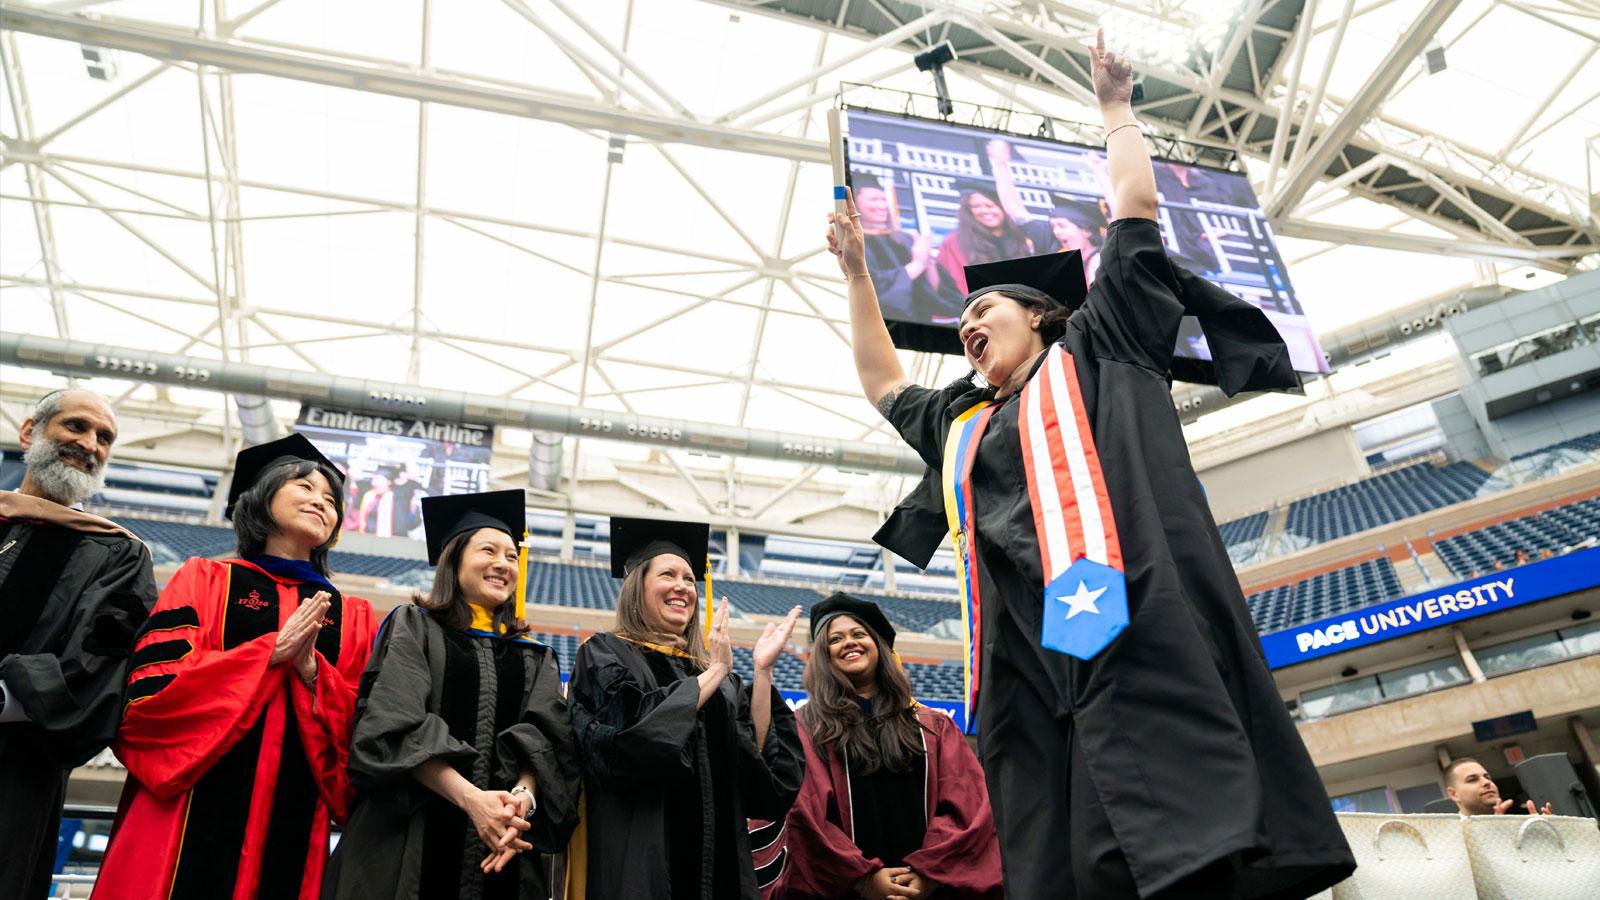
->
<box><xmin>1267</xmin><ymin>0</ymin><xmax>1465</xmax><ymax>217</ymax></box>
<box><xmin>0</xmin><ymin>6</ymin><xmax>828</xmax><ymax>162</ymax></box>
<box><xmin>0</xmin><ymin>332</ymin><xmax>927</xmax><ymax>475</ymax></box>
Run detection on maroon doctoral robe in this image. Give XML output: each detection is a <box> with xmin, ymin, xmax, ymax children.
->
<box><xmin>754</xmin><ymin>704</ymin><xmax>1003</xmax><ymax>899</ymax></box>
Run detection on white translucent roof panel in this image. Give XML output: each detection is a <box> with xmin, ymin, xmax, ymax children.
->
<box><xmin>1</xmin><ymin>0</ymin><xmax>1594</xmax><ymax>492</ymax></box>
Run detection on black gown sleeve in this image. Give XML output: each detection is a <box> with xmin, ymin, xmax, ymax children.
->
<box><xmin>496</xmin><ymin>643</ymin><xmax>581</xmax><ymax>850</ymax></box>
<box><xmin>0</xmin><ymin>537</ymin><xmax>155</xmax><ymax>765</ymax></box>
<box><xmin>730</xmin><ymin>677</ymin><xmax>803</xmax><ymax>821</ymax></box>
<box><xmin>568</xmin><ymin>635</ymin><xmax>702</xmax><ymax>786</ymax></box>
<box><xmin>884</xmin><ymin>382</ymin><xmax>961</xmax><ymax>471</ymax></box>
<box><xmin>347</xmin><ymin>606</ymin><xmax>476</xmax><ymax>791</ymax></box>
<box><xmin>1071</xmin><ymin>217</ymin><xmax>1188</xmax><ymax>373</ymax></box>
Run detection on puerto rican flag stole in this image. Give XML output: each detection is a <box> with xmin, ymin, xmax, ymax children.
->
<box><xmin>942</xmin><ymin>344</ymin><xmax>1129</xmax><ymax>732</ymax></box>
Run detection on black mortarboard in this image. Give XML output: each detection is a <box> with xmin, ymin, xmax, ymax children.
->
<box><xmin>963</xmin><ymin>249</ymin><xmax>1089</xmax><ymax>312</ymax></box>
<box><xmin>421</xmin><ymin>489</ymin><xmax>526</xmax><ymax>566</ymax></box>
<box><xmin>226</xmin><ymin>433</ymin><xmax>343</xmax><ymax>519</ymax></box>
<box><xmin>809</xmin><ymin>592</ymin><xmax>897</xmax><ymax>649</ymax></box>
<box><xmin>609</xmin><ymin>516</ymin><xmax>710</xmax><ymax>580</ymax></box>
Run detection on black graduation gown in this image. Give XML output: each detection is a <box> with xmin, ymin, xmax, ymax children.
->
<box><xmin>325</xmin><ymin>605</ymin><xmax>581</xmax><ymax>900</ymax></box>
<box><xmin>0</xmin><ymin>499</ymin><xmax>155</xmax><ymax>899</ymax></box>
<box><xmin>567</xmin><ymin>632</ymin><xmax>803</xmax><ymax>900</ymax></box>
<box><xmin>874</xmin><ymin>219</ymin><xmax>1353</xmax><ymax>899</ymax></box>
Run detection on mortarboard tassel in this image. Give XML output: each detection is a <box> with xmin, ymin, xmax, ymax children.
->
<box><xmin>515</xmin><ymin>528</ymin><xmax>528</xmax><ymax>630</ymax></box>
<box><xmin>703</xmin><ymin>554</ymin><xmax>714</xmax><ymax>638</ymax></box>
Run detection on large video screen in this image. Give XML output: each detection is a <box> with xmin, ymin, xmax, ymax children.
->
<box><xmin>295</xmin><ymin>405</ymin><xmax>495</xmax><ymax>539</ymax></box>
<box><xmin>843</xmin><ymin>108</ymin><xmax>1327</xmax><ymax>376</ymax></box>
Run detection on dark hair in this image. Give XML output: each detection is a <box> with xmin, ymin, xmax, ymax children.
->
<box><xmin>955</xmin><ymin>189</ymin><xmax>1033</xmax><ymax>264</ymax></box>
<box><xmin>232</xmin><ymin>459</ymin><xmax>345</xmax><ymax>577</ymax></box>
<box><xmin>414</xmin><ymin>529</ymin><xmax>530</xmax><ymax>635</ymax></box>
<box><xmin>1444</xmin><ymin>757</ymin><xmax>1484</xmax><ymax>787</ymax></box>
<box><xmin>801</xmin><ymin>614</ymin><xmax>925</xmax><ymax>774</ymax></box>
<box><xmin>989</xmin><ymin>288</ymin><xmax>1074</xmax><ymax>346</ymax></box>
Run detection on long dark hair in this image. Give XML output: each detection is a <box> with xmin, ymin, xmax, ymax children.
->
<box><xmin>612</xmin><ymin>559</ymin><xmax>709</xmax><ymax>670</ymax></box>
<box><xmin>414</xmin><ymin>529</ymin><xmax>529</xmax><ymax>635</ymax></box>
<box><xmin>232</xmin><ymin>459</ymin><xmax>344</xmax><ymax>577</ymax></box>
<box><xmin>955</xmin><ymin>189</ymin><xmax>1033</xmax><ymax>264</ymax></box>
<box><xmin>801</xmin><ymin>615</ymin><xmax>925</xmax><ymax>774</ymax></box>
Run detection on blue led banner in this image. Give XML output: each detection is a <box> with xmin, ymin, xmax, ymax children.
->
<box><xmin>1258</xmin><ymin>547</ymin><xmax>1600</xmax><ymax>669</ymax></box>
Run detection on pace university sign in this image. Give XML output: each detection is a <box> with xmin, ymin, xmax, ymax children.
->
<box><xmin>1258</xmin><ymin>547</ymin><xmax>1600</xmax><ymax>669</ymax></box>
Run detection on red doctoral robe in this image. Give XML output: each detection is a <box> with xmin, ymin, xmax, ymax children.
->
<box><xmin>757</xmin><ymin>705</ymin><xmax>1003</xmax><ymax>899</ymax></box>
<box><xmin>94</xmin><ymin>557</ymin><xmax>375</xmax><ymax>900</ymax></box>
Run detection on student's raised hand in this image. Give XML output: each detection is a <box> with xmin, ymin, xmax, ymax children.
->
<box><xmin>753</xmin><ymin>605</ymin><xmax>801</xmax><ymax>672</ymax></box>
<box><xmin>827</xmin><ymin>188</ymin><xmax>868</xmax><ymax>276</ymax></box>
<box><xmin>1087</xmin><ymin>28</ymin><xmax>1134</xmax><ymax>107</ymax></box>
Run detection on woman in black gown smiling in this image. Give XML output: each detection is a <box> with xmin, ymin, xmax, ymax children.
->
<box><xmin>325</xmin><ymin>489</ymin><xmax>579</xmax><ymax>900</ymax></box>
<box><xmin>565</xmin><ymin>517</ymin><xmax>804</xmax><ymax>900</ymax></box>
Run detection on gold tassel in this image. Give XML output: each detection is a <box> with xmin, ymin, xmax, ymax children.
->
<box><xmin>515</xmin><ymin>528</ymin><xmax>528</xmax><ymax>630</ymax></box>
<box><xmin>703</xmin><ymin>553</ymin><xmax>714</xmax><ymax>638</ymax></box>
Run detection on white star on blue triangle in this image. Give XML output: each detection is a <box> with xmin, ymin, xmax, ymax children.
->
<box><xmin>1041</xmin><ymin>558</ymin><xmax>1128</xmax><ymax>660</ymax></box>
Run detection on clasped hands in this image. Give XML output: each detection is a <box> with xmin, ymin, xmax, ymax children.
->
<box><xmin>267</xmin><ymin>591</ymin><xmax>330</xmax><ymax>686</ymax></box>
<box><xmin>858</xmin><ymin>865</ymin><xmax>937</xmax><ymax>900</ymax></box>
<box><xmin>469</xmin><ymin>785</ymin><xmax>537</xmax><ymax>875</ymax></box>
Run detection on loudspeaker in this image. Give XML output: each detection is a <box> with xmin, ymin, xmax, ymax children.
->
<box><xmin>1515</xmin><ymin>753</ymin><xmax>1597</xmax><ymax>818</ymax></box>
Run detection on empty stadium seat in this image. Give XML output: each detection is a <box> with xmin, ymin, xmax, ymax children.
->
<box><xmin>1283</xmin><ymin>461</ymin><xmax>1491</xmax><ymax>545</ymax></box>
<box><xmin>1433</xmin><ymin>496</ymin><xmax>1600</xmax><ymax>578</ymax></box>
<box><xmin>1218</xmin><ymin>511</ymin><xmax>1270</xmax><ymax>548</ymax></box>
<box><xmin>1246</xmin><ymin>558</ymin><xmax>1404</xmax><ymax>635</ymax></box>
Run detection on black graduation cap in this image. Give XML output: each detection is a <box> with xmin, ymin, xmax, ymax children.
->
<box><xmin>609</xmin><ymin>516</ymin><xmax>710</xmax><ymax>580</ymax></box>
<box><xmin>963</xmin><ymin>249</ymin><xmax>1089</xmax><ymax>312</ymax></box>
<box><xmin>809</xmin><ymin>592</ymin><xmax>897</xmax><ymax>649</ymax></box>
<box><xmin>420</xmin><ymin>489</ymin><xmax>526</xmax><ymax>566</ymax></box>
<box><xmin>226</xmin><ymin>433</ymin><xmax>343</xmax><ymax>520</ymax></box>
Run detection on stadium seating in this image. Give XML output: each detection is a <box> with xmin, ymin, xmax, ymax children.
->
<box><xmin>1218</xmin><ymin>510</ymin><xmax>1270</xmax><ymax>548</ymax></box>
<box><xmin>846</xmin><ymin>592</ymin><xmax>960</xmax><ymax>633</ymax></box>
<box><xmin>326</xmin><ymin>551</ymin><xmax>430</xmax><ymax>580</ymax></box>
<box><xmin>1513</xmin><ymin>427</ymin><xmax>1600</xmax><ymax>459</ymax></box>
<box><xmin>117</xmin><ymin>517</ymin><xmax>235</xmax><ymax>564</ymax></box>
<box><xmin>1432</xmin><ymin>496</ymin><xmax>1600</xmax><ymax>578</ymax></box>
<box><xmin>1246</xmin><ymin>557</ymin><xmax>1404</xmax><ymax>635</ymax></box>
<box><xmin>526</xmin><ymin>561</ymin><xmax>619</xmax><ymax>610</ymax></box>
<box><xmin>1283</xmin><ymin>461</ymin><xmax>1491</xmax><ymax>544</ymax></box>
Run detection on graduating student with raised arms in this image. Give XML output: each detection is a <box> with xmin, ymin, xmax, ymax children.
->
<box><xmin>827</xmin><ymin>31</ymin><xmax>1354</xmax><ymax>900</ymax></box>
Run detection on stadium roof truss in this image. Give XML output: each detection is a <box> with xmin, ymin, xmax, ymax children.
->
<box><xmin>0</xmin><ymin>0</ymin><xmax>1597</xmax><ymax>535</ymax></box>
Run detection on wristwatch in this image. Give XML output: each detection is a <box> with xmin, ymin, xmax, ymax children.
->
<box><xmin>510</xmin><ymin>785</ymin><xmax>536</xmax><ymax>815</ymax></box>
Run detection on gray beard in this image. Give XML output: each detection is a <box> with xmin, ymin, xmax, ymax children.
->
<box><xmin>23</xmin><ymin>435</ymin><xmax>106</xmax><ymax>506</ymax></box>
